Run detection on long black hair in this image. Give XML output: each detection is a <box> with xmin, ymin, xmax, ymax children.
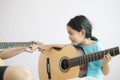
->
<box><xmin>67</xmin><ymin>15</ymin><xmax>97</xmax><ymax>41</ymax></box>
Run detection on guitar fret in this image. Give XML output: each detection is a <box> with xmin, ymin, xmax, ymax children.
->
<box><xmin>26</xmin><ymin>42</ymin><xmax>29</xmax><ymax>47</ymax></box>
<box><xmin>17</xmin><ymin>42</ymin><xmax>20</xmax><ymax>47</ymax></box>
<box><xmin>4</xmin><ymin>43</ymin><xmax>7</xmax><ymax>48</ymax></box>
<box><xmin>92</xmin><ymin>53</ymin><xmax>95</xmax><ymax>61</ymax></box>
<box><xmin>108</xmin><ymin>48</ymin><xmax>111</xmax><ymax>55</ymax></box>
<box><xmin>92</xmin><ymin>54</ymin><xmax>94</xmax><ymax>61</ymax></box>
<box><xmin>93</xmin><ymin>54</ymin><xmax>95</xmax><ymax>61</ymax></box>
<box><xmin>90</xmin><ymin>54</ymin><xmax>94</xmax><ymax>61</ymax></box>
<box><xmin>69</xmin><ymin>59</ymin><xmax>72</xmax><ymax>67</ymax></box>
<box><xmin>80</xmin><ymin>56</ymin><xmax>82</xmax><ymax>65</ymax></box>
<box><xmin>23</xmin><ymin>42</ymin><xmax>26</xmax><ymax>47</ymax></box>
<box><xmin>81</xmin><ymin>56</ymin><xmax>83</xmax><ymax>64</ymax></box>
<box><xmin>83</xmin><ymin>56</ymin><xmax>85</xmax><ymax>64</ymax></box>
<box><xmin>70</xmin><ymin>58</ymin><xmax>75</xmax><ymax>67</ymax></box>
<box><xmin>68</xmin><ymin>59</ymin><xmax>71</xmax><ymax>67</ymax></box>
<box><xmin>113</xmin><ymin>47</ymin><xmax>115</xmax><ymax>56</ymax></box>
<box><xmin>109</xmin><ymin>48</ymin><xmax>114</xmax><ymax>56</ymax></box>
<box><xmin>86</xmin><ymin>55</ymin><xmax>88</xmax><ymax>63</ymax></box>
<box><xmin>5</xmin><ymin>42</ymin><xmax>7</xmax><ymax>48</ymax></box>
<box><xmin>101</xmin><ymin>51</ymin><xmax>104</xmax><ymax>58</ymax></box>
<box><xmin>83</xmin><ymin>56</ymin><xmax>86</xmax><ymax>64</ymax></box>
<box><xmin>9</xmin><ymin>42</ymin><xmax>12</xmax><ymax>48</ymax></box>
<box><xmin>98</xmin><ymin>52</ymin><xmax>100</xmax><ymax>59</ymax></box>
<box><xmin>94</xmin><ymin>53</ymin><xmax>96</xmax><ymax>60</ymax></box>
<box><xmin>77</xmin><ymin>58</ymin><xmax>79</xmax><ymax>66</ymax></box>
<box><xmin>105</xmin><ymin>50</ymin><xmax>108</xmax><ymax>55</ymax></box>
<box><xmin>72</xmin><ymin>60</ymin><xmax>74</xmax><ymax>67</ymax></box>
<box><xmin>74</xmin><ymin>58</ymin><xmax>77</xmax><ymax>66</ymax></box>
<box><xmin>15</xmin><ymin>42</ymin><xmax>18</xmax><ymax>48</ymax></box>
<box><xmin>77</xmin><ymin>58</ymin><xmax>80</xmax><ymax>66</ymax></box>
<box><xmin>89</xmin><ymin>54</ymin><xmax>91</xmax><ymax>62</ymax></box>
<box><xmin>4</xmin><ymin>42</ymin><xmax>6</xmax><ymax>48</ymax></box>
<box><xmin>84</xmin><ymin>55</ymin><xmax>86</xmax><ymax>64</ymax></box>
<box><xmin>75</xmin><ymin>58</ymin><xmax>77</xmax><ymax>66</ymax></box>
<box><xmin>95</xmin><ymin>53</ymin><xmax>98</xmax><ymax>60</ymax></box>
<box><xmin>92</xmin><ymin>53</ymin><xmax>96</xmax><ymax>61</ymax></box>
<box><xmin>88</xmin><ymin>55</ymin><xmax>91</xmax><ymax>61</ymax></box>
<box><xmin>26</xmin><ymin>42</ymin><xmax>28</xmax><ymax>47</ymax></box>
<box><xmin>99</xmin><ymin>51</ymin><xmax>102</xmax><ymax>59</ymax></box>
<box><xmin>97</xmin><ymin>52</ymin><xmax>99</xmax><ymax>59</ymax></box>
<box><xmin>89</xmin><ymin>55</ymin><xmax>91</xmax><ymax>62</ymax></box>
<box><xmin>15</xmin><ymin>42</ymin><xmax>17</xmax><ymax>48</ymax></box>
<box><xmin>78</xmin><ymin>57</ymin><xmax>80</xmax><ymax>65</ymax></box>
<box><xmin>88</xmin><ymin>55</ymin><xmax>91</xmax><ymax>62</ymax></box>
<box><xmin>114</xmin><ymin>47</ymin><xmax>119</xmax><ymax>56</ymax></box>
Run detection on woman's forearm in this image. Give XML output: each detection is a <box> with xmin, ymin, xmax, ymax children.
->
<box><xmin>48</xmin><ymin>44</ymin><xmax>68</xmax><ymax>48</ymax></box>
<box><xmin>102</xmin><ymin>63</ymin><xmax>110</xmax><ymax>75</ymax></box>
<box><xmin>102</xmin><ymin>53</ymin><xmax>111</xmax><ymax>75</ymax></box>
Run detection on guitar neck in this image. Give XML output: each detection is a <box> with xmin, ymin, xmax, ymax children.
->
<box><xmin>0</xmin><ymin>42</ymin><xmax>35</xmax><ymax>49</ymax></box>
<box><xmin>68</xmin><ymin>46</ymin><xmax>120</xmax><ymax>68</ymax></box>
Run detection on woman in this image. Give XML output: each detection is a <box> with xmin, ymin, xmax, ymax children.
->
<box><xmin>39</xmin><ymin>15</ymin><xmax>111</xmax><ymax>80</ymax></box>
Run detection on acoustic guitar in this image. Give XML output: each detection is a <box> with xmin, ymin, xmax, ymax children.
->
<box><xmin>0</xmin><ymin>39</ymin><xmax>37</xmax><ymax>66</ymax></box>
<box><xmin>38</xmin><ymin>45</ymin><xmax>120</xmax><ymax>80</ymax></box>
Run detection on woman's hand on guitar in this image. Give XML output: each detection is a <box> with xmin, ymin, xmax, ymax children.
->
<box><xmin>25</xmin><ymin>41</ymin><xmax>43</xmax><ymax>53</ymax></box>
<box><xmin>103</xmin><ymin>53</ymin><xmax>112</xmax><ymax>65</ymax></box>
<box><xmin>38</xmin><ymin>45</ymin><xmax>52</xmax><ymax>53</ymax></box>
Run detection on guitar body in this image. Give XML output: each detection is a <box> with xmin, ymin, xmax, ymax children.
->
<box><xmin>0</xmin><ymin>38</ymin><xmax>4</xmax><ymax>66</ymax></box>
<box><xmin>38</xmin><ymin>45</ymin><xmax>87</xmax><ymax>80</ymax></box>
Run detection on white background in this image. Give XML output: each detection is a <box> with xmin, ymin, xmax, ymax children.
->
<box><xmin>0</xmin><ymin>0</ymin><xmax>120</xmax><ymax>80</ymax></box>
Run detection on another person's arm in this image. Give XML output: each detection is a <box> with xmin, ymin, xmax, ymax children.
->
<box><xmin>0</xmin><ymin>43</ymin><xmax>39</xmax><ymax>59</ymax></box>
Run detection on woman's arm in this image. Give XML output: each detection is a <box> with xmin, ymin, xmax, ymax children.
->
<box><xmin>102</xmin><ymin>53</ymin><xmax>112</xmax><ymax>75</ymax></box>
<box><xmin>39</xmin><ymin>44</ymin><xmax>68</xmax><ymax>53</ymax></box>
<box><xmin>47</xmin><ymin>44</ymin><xmax>68</xmax><ymax>48</ymax></box>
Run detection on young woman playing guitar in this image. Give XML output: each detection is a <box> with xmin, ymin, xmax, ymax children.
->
<box><xmin>38</xmin><ymin>15</ymin><xmax>112</xmax><ymax>80</ymax></box>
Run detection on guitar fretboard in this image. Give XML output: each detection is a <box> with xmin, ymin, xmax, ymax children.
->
<box><xmin>0</xmin><ymin>42</ymin><xmax>35</xmax><ymax>49</ymax></box>
<box><xmin>68</xmin><ymin>46</ymin><xmax>120</xmax><ymax>68</ymax></box>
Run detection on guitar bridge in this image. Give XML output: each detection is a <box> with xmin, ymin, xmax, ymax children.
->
<box><xmin>46</xmin><ymin>58</ymin><xmax>51</xmax><ymax>79</ymax></box>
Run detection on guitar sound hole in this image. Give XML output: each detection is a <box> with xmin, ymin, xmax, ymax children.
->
<box><xmin>61</xmin><ymin>59</ymin><xmax>69</xmax><ymax>70</ymax></box>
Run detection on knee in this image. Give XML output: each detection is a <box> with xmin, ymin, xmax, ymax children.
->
<box><xmin>4</xmin><ymin>66</ymin><xmax>32</xmax><ymax>80</ymax></box>
<box><xmin>18</xmin><ymin>67</ymin><xmax>32</xmax><ymax>79</ymax></box>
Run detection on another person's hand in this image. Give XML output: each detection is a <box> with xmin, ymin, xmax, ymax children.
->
<box><xmin>25</xmin><ymin>41</ymin><xmax>43</xmax><ymax>53</ymax></box>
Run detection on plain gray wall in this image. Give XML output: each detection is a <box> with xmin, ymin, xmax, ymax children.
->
<box><xmin>0</xmin><ymin>0</ymin><xmax>120</xmax><ymax>80</ymax></box>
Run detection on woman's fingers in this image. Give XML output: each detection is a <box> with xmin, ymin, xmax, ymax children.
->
<box><xmin>103</xmin><ymin>53</ymin><xmax>112</xmax><ymax>64</ymax></box>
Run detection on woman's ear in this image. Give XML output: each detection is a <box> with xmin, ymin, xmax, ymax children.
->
<box><xmin>80</xmin><ymin>29</ymin><xmax>86</xmax><ymax>36</ymax></box>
